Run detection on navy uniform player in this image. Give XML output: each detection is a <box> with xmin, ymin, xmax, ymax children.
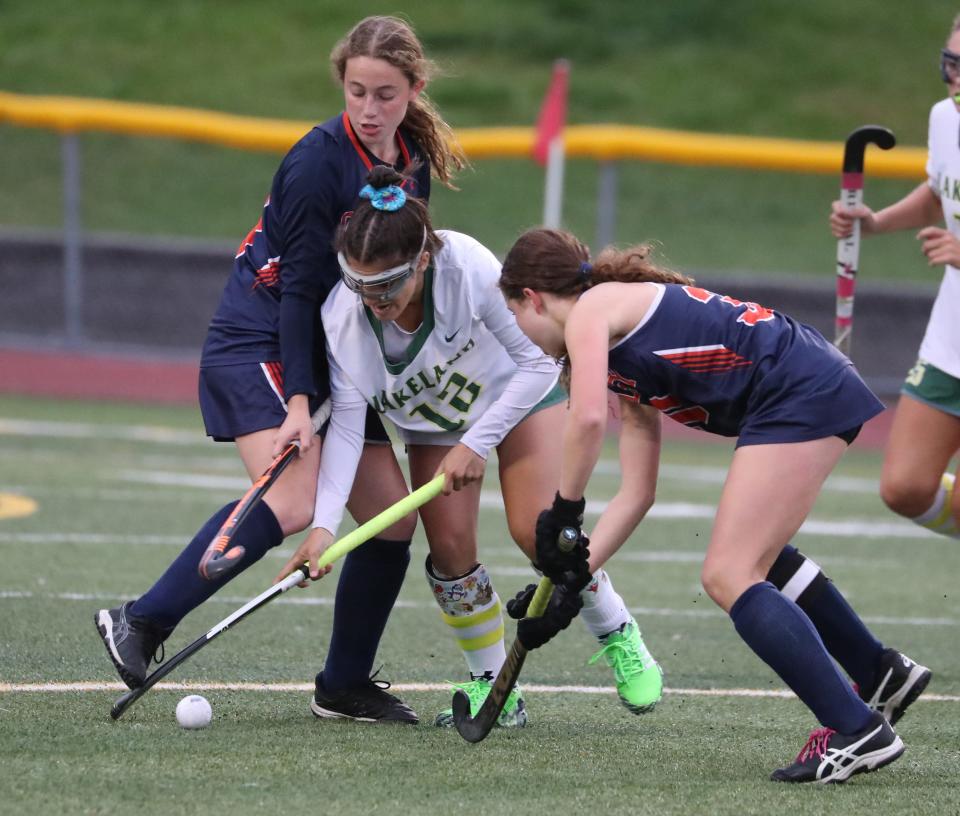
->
<box><xmin>95</xmin><ymin>16</ymin><xmax>465</xmax><ymax>723</ymax></box>
<box><xmin>498</xmin><ymin>227</ymin><xmax>922</xmax><ymax>783</ymax></box>
<box><xmin>831</xmin><ymin>14</ymin><xmax>960</xmax><ymax>544</ymax></box>
<box><xmin>276</xmin><ymin>167</ymin><xmax>665</xmax><ymax>727</ymax></box>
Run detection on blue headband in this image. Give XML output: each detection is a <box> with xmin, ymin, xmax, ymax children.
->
<box><xmin>579</xmin><ymin>261</ymin><xmax>593</xmax><ymax>277</ymax></box>
<box><xmin>359</xmin><ymin>183</ymin><xmax>407</xmax><ymax>212</ymax></box>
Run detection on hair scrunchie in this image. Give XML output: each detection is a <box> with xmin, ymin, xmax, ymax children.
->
<box><xmin>359</xmin><ymin>183</ymin><xmax>407</xmax><ymax>212</ymax></box>
<box><xmin>579</xmin><ymin>261</ymin><xmax>593</xmax><ymax>277</ymax></box>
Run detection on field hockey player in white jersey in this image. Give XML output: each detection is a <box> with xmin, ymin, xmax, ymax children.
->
<box><xmin>276</xmin><ymin>166</ymin><xmax>665</xmax><ymax>727</ymax></box>
<box><xmin>831</xmin><ymin>13</ymin><xmax>960</xmax><ymax>542</ymax></box>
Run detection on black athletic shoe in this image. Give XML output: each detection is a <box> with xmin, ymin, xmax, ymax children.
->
<box><xmin>771</xmin><ymin>711</ymin><xmax>904</xmax><ymax>784</ymax></box>
<box><xmin>860</xmin><ymin>649</ymin><xmax>932</xmax><ymax>725</ymax></box>
<box><xmin>94</xmin><ymin>602</ymin><xmax>172</xmax><ymax>690</ymax></box>
<box><xmin>310</xmin><ymin>674</ymin><xmax>419</xmax><ymax>724</ymax></box>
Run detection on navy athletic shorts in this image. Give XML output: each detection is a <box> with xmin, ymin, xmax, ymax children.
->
<box><xmin>736</xmin><ymin>361</ymin><xmax>883</xmax><ymax>447</ymax></box>
<box><xmin>199</xmin><ymin>362</ymin><xmax>388</xmax><ymax>443</ymax></box>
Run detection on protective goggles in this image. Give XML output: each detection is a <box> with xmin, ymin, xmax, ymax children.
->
<box><xmin>940</xmin><ymin>48</ymin><xmax>960</xmax><ymax>83</ymax></box>
<box><xmin>337</xmin><ymin>231</ymin><xmax>428</xmax><ymax>303</ymax></box>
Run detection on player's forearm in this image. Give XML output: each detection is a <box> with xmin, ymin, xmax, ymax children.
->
<box><xmin>311</xmin><ymin>398</ymin><xmax>365</xmax><ymax>535</ymax></box>
<box><xmin>873</xmin><ymin>183</ymin><xmax>943</xmax><ymax>234</ymax></box>
<box><xmin>279</xmin><ymin>293</ymin><xmax>318</xmax><ymax>398</ymax></box>
<box><xmin>586</xmin><ymin>488</ymin><xmax>655</xmax><ymax>569</ymax></box>
<box><xmin>558</xmin><ymin>413</ymin><xmax>605</xmax><ymax>500</ymax></box>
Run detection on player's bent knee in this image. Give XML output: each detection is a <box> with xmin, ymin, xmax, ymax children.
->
<box><xmin>879</xmin><ymin>474</ymin><xmax>940</xmax><ymax>518</ymax></box>
<box><xmin>427</xmin><ymin>539</ymin><xmax>479</xmax><ymax>577</ymax></box>
<box><xmin>277</xmin><ymin>509</ymin><xmax>313</xmax><ymax>537</ymax></box>
<box><xmin>700</xmin><ymin>563</ymin><xmax>731</xmax><ymax>609</ymax></box>
<box><xmin>701</xmin><ymin>561</ymin><xmax>764</xmax><ymax>612</ymax></box>
<box><xmin>263</xmin><ymin>494</ymin><xmax>314</xmax><ymax>537</ymax></box>
<box><xmin>506</xmin><ymin>521</ymin><xmax>535</xmax><ymax>558</ymax></box>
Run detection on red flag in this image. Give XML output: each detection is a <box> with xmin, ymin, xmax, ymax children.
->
<box><xmin>533</xmin><ymin>60</ymin><xmax>570</xmax><ymax>166</ymax></box>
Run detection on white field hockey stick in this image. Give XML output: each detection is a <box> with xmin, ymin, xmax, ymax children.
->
<box><xmin>834</xmin><ymin>125</ymin><xmax>896</xmax><ymax>356</ymax></box>
<box><xmin>199</xmin><ymin>400</ymin><xmax>331</xmax><ymax>580</ymax></box>
<box><xmin>110</xmin><ymin>474</ymin><xmax>445</xmax><ymax>720</ymax></box>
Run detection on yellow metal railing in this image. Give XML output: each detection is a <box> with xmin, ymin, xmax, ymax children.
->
<box><xmin>0</xmin><ymin>89</ymin><xmax>927</xmax><ymax>348</ymax></box>
<box><xmin>0</xmin><ymin>90</ymin><xmax>926</xmax><ymax>178</ymax></box>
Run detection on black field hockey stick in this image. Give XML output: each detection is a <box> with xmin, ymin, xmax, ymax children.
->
<box><xmin>834</xmin><ymin>125</ymin><xmax>896</xmax><ymax>356</ymax></box>
<box><xmin>199</xmin><ymin>400</ymin><xmax>331</xmax><ymax>580</ymax></box>
<box><xmin>110</xmin><ymin>474</ymin><xmax>445</xmax><ymax>720</ymax></box>
<box><xmin>453</xmin><ymin>526</ymin><xmax>580</xmax><ymax>742</ymax></box>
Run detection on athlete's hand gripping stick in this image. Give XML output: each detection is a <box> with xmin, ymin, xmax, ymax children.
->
<box><xmin>199</xmin><ymin>401</ymin><xmax>331</xmax><ymax>580</ymax></box>
<box><xmin>834</xmin><ymin>125</ymin><xmax>896</xmax><ymax>356</ymax></box>
<box><xmin>534</xmin><ymin>493</ymin><xmax>590</xmax><ymax>587</ymax></box>
<box><xmin>452</xmin><ymin>526</ymin><xmax>581</xmax><ymax>743</ymax></box>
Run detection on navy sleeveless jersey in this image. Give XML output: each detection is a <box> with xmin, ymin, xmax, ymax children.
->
<box><xmin>200</xmin><ymin>112</ymin><xmax>431</xmax><ymax>400</ymax></box>
<box><xmin>606</xmin><ymin>283</ymin><xmax>883</xmax><ymax>444</ymax></box>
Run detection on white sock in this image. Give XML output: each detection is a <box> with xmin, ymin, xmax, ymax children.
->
<box><xmin>578</xmin><ymin>569</ymin><xmax>631</xmax><ymax>639</ymax></box>
<box><xmin>425</xmin><ymin>558</ymin><xmax>506</xmax><ymax>679</ymax></box>
<box><xmin>911</xmin><ymin>473</ymin><xmax>960</xmax><ymax>538</ymax></box>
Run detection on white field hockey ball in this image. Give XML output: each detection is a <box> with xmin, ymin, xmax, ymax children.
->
<box><xmin>175</xmin><ymin>694</ymin><xmax>212</xmax><ymax>729</ymax></box>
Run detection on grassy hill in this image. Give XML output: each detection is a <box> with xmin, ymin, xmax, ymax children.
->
<box><xmin>1</xmin><ymin>0</ymin><xmax>957</xmax><ymax>281</ymax></box>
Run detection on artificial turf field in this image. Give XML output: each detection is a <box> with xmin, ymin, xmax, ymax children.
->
<box><xmin>0</xmin><ymin>394</ymin><xmax>957</xmax><ymax>815</ymax></box>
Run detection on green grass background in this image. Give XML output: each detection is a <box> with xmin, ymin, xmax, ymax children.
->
<box><xmin>0</xmin><ymin>394</ymin><xmax>957</xmax><ymax>814</ymax></box>
<box><xmin>1</xmin><ymin>1</ymin><xmax>958</xmax><ymax>283</ymax></box>
<box><xmin>3</xmin><ymin>5</ymin><xmax>960</xmax><ymax>810</ymax></box>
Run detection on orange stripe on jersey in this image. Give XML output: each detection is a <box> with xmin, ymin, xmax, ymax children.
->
<box><xmin>395</xmin><ymin>129</ymin><xmax>412</xmax><ymax>166</ymax></box>
<box><xmin>649</xmin><ymin>394</ymin><xmax>680</xmax><ymax>411</ymax></box>
<box><xmin>265</xmin><ymin>361</ymin><xmax>284</xmax><ymax>391</ymax></box>
<box><xmin>235</xmin><ymin>198</ymin><xmax>269</xmax><ymax>257</ymax></box>
<box><xmin>260</xmin><ymin>361</ymin><xmax>286</xmax><ymax>409</ymax></box>
<box><xmin>674</xmin><ymin>360</ymin><xmax>747</xmax><ymax>370</ymax></box>
<box><xmin>343</xmin><ymin>112</ymin><xmax>414</xmax><ymax>173</ymax></box>
<box><xmin>343</xmin><ymin>113</ymin><xmax>374</xmax><ymax>171</ymax></box>
<box><xmin>252</xmin><ymin>257</ymin><xmax>280</xmax><ymax>290</ymax></box>
<box><xmin>655</xmin><ymin>344</ymin><xmax>751</xmax><ymax>373</ymax></box>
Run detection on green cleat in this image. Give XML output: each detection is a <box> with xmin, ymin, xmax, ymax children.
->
<box><xmin>434</xmin><ymin>676</ymin><xmax>527</xmax><ymax>728</ymax></box>
<box><xmin>589</xmin><ymin>618</ymin><xmax>663</xmax><ymax>714</ymax></box>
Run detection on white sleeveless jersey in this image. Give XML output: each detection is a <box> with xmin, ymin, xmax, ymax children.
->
<box><xmin>922</xmin><ymin>98</ymin><xmax>960</xmax><ymax>378</ymax></box>
<box><xmin>313</xmin><ymin>230</ymin><xmax>560</xmax><ymax>534</ymax></box>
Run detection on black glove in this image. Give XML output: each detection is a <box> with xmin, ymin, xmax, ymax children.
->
<box><xmin>535</xmin><ymin>492</ymin><xmax>590</xmax><ymax>587</ymax></box>
<box><xmin>506</xmin><ymin>583</ymin><xmax>538</xmax><ymax>620</ymax></box>
<box><xmin>513</xmin><ymin>583</ymin><xmax>584</xmax><ymax>650</ymax></box>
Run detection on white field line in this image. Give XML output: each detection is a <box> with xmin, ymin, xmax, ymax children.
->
<box><xmin>0</xmin><ymin>486</ymin><xmax>227</xmax><ymax>503</ymax></box>
<box><xmin>110</xmin><ymin>468</ymin><xmax>888</xmax><ymax>509</ymax></box>
<box><xmin>10</xmin><ymin>479</ymin><xmax>916</xmax><ymax>541</ymax></box>
<box><xmin>1</xmin><ymin>414</ymin><xmax>877</xmax><ymax>494</ymax></box>
<box><xmin>1</xmin><ymin>588</ymin><xmax>955</xmax><ymax>627</ymax></box>
<box><xmin>3</xmin><ymin>464</ymin><xmax>935</xmax><ymax>540</ymax></box>
<box><xmin>0</xmin><ymin>417</ymin><xmax>933</xmax><ymax>546</ymax></box>
<box><xmin>0</xmin><ymin>532</ymin><xmax>909</xmax><ymax>571</ymax></box>
<box><xmin>657</xmin><ymin>464</ymin><xmax>878</xmax><ymax>494</ymax></box>
<box><xmin>1</xmin><ymin>679</ymin><xmax>957</xmax><ymax>704</ymax></box>
<box><xmin>0</xmin><ymin>418</ymin><xmax>205</xmax><ymax>446</ymax></box>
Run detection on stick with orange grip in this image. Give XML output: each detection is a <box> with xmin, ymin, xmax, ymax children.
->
<box><xmin>198</xmin><ymin>401</ymin><xmax>330</xmax><ymax>580</ymax></box>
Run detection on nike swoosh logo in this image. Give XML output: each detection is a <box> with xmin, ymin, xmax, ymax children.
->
<box><xmin>444</xmin><ymin>330</ymin><xmax>460</xmax><ymax>343</ymax></box>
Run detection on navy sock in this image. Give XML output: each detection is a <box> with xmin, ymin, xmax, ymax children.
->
<box><xmin>768</xmin><ymin>545</ymin><xmax>884</xmax><ymax>690</ymax></box>
<box><xmin>730</xmin><ymin>581</ymin><xmax>873</xmax><ymax>734</ymax></box>
<box><xmin>131</xmin><ymin>501</ymin><xmax>283</xmax><ymax>630</ymax></box>
<box><xmin>319</xmin><ymin>537</ymin><xmax>411</xmax><ymax>692</ymax></box>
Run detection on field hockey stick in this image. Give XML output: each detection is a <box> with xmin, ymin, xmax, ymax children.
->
<box><xmin>834</xmin><ymin>125</ymin><xmax>896</xmax><ymax>356</ymax></box>
<box><xmin>110</xmin><ymin>473</ymin><xmax>445</xmax><ymax>720</ymax></box>
<box><xmin>452</xmin><ymin>526</ymin><xmax>580</xmax><ymax>743</ymax></box>
<box><xmin>199</xmin><ymin>400</ymin><xmax>331</xmax><ymax>580</ymax></box>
